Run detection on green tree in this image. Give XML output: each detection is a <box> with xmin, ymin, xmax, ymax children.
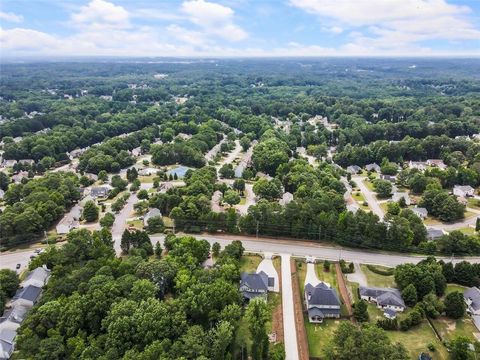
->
<box><xmin>82</xmin><ymin>200</ymin><xmax>99</xmax><ymax>222</ymax></box>
<box><xmin>154</xmin><ymin>241</ymin><xmax>162</xmax><ymax>258</ymax></box>
<box><xmin>444</xmin><ymin>291</ymin><xmax>466</xmax><ymax>319</ymax></box>
<box><xmin>373</xmin><ymin>179</ymin><xmax>393</xmax><ymax>198</ymax></box>
<box><xmin>99</xmin><ymin>212</ymin><xmax>115</xmax><ymax>228</ymax></box>
<box><xmin>353</xmin><ymin>300</ymin><xmax>369</xmax><ymax>322</ymax></box>
<box><xmin>450</xmin><ymin>336</ymin><xmax>473</xmax><ymax>360</ymax></box>
<box><xmin>0</xmin><ymin>269</ymin><xmax>20</xmax><ymax>297</ymax></box>
<box><xmin>146</xmin><ymin>216</ymin><xmax>165</xmax><ymax>234</ymax></box>
<box><xmin>401</xmin><ymin>283</ymin><xmax>418</xmax><ymax>307</ymax></box>
<box><xmin>253</xmin><ymin>178</ymin><xmax>282</xmax><ymax>201</ymax></box>
<box><xmin>246</xmin><ymin>298</ymin><xmax>269</xmax><ymax>360</ymax></box>
<box><xmin>212</xmin><ymin>242</ymin><xmax>221</xmax><ymax>257</ymax></box>
<box><xmin>223</xmin><ymin>189</ymin><xmax>240</xmax><ymax>207</ymax></box>
<box><xmin>98</xmin><ymin>170</ymin><xmax>108</xmax><ymax>183</ymax></box>
<box><xmin>137</xmin><ymin>189</ymin><xmax>149</xmax><ymax>200</ymax></box>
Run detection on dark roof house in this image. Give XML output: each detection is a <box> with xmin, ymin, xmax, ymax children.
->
<box><xmin>305</xmin><ymin>282</ymin><xmax>341</xmax><ymax>323</ymax></box>
<box><xmin>360</xmin><ymin>286</ymin><xmax>405</xmax><ymax>311</ymax></box>
<box><xmin>240</xmin><ymin>271</ymin><xmax>270</xmax><ymax>300</ymax></box>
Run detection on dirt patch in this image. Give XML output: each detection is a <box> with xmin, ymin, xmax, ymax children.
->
<box><xmin>291</xmin><ymin>258</ymin><xmax>309</xmax><ymax>360</ymax></box>
<box><xmin>446</xmin><ymin>320</ymin><xmax>456</xmax><ymax>332</ymax></box>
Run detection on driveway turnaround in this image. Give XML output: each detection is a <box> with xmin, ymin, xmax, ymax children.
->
<box><xmin>281</xmin><ymin>254</ymin><xmax>299</xmax><ymax>360</ymax></box>
<box><xmin>257</xmin><ymin>252</ymin><xmax>279</xmax><ymax>292</ymax></box>
<box><xmin>304</xmin><ymin>262</ymin><xmax>320</xmax><ymax>287</ymax></box>
<box><xmin>346</xmin><ymin>263</ymin><xmax>368</xmax><ymax>287</ymax></box>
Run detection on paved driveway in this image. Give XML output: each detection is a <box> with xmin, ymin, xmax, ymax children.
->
<box><xmin>257</xmin><ymin>252</ymin><xmax>279</xmax><ymax>292</ymax></box>
<box><xmin>280</xmin><ymin>254</ymin><xmax>299</xmax><ymax>360</ymax></box>
<box><xmin>346</xmin><ymin>263</ymin><xmax>368</xmax><ymax>287</ymax></box>
<box><xmin>304</xmin><ymin>263</ymin><xmax>320</xmax><ymax>287</ymax></box>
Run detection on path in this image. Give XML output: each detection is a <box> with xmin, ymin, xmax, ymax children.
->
<box><xmin>335</xmin><ymin>263</ymin><xmax>353</xmax><ymax>318</ymax></box>
<box><xmin>346</xmin><ymin>263</ymin><xmax>367</xmax><ymax>287</ymax></box>
<box><xmin>281</xmin><ymin>254</ymin><xmax>299</xmax><ymax>360</ymax></box>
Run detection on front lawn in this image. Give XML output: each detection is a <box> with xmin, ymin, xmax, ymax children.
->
<box><xmin>360</xmin><ymin>264</ymin><xmax>396</xmax><ymax>288</ymax></box>
<box><xmin>305</xmin><ymin>318</ymin><xmax>344</xmax><ymax>358</ymax></box>
<box><xmin>240</xmin><ymin>255</ymin><xmax>262</xmax><ymax>273</ymax></box>
<box><xmin>467</xmin><ymin>197</ymin><xmax>480</xmax><ymax>210</ymax></box>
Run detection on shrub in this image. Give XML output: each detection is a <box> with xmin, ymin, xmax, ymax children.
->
<box><xmin>366</xmin><ymin>264</ymin><xmax>394</xmax><ymax>276</ymax></box>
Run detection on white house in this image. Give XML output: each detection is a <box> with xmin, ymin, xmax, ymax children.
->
<box><xmin>391</xmin><ymin>192</ymin><xmax>411</xmax><ymax>205</ymax></box>
<box><xmin>346</xmin><ymin>165</ymin><xmax>361</xmax><ymax>174</ymax></box>
<box><xmin>453</xmin><ymin>185</ymin><xmax>475</xmax><ymax>198</ymax></box>
<box><xmin>426</xmin><ymin>159</ymin><xmax>447</xmax><ymax>169</ymax></box>
<box><xmin>359</xmin><ymin>286</ymin><xmax>405</xmax><ymax>312</ymax></box>
<box><xmin>408</xmin><ymin>161</ymin><xmax>427</xmax><ymax>171</ymax></box>
<box><xmin>279</xmin><ymin>192</ymin><xmax>293</xmax><ymax>206</ymax></box>
<box><xmin>412</xmin><ymin>207</ymin><xmax>428</xmax><ymax>219</ymax></box>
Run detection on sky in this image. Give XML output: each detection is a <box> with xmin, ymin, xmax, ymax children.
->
<box><xmin>0</xmin><ymin>0</ymin><xmax>479</xmax><ymax>58</ymax></box>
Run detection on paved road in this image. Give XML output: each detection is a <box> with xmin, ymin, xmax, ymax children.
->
<box><xmin>353</xmin><ymin>176</ymin><xmax>384</xmax><ymax>219</ymax></box>
<box><xmin>429</xmin><ymin>207</ymin><xmax>480</xmax><ymax>232</ymax></box>
<box><xmin>304</xmin><ymin>263</ymin><xmax>320</xmax><ymax>287</ymax></box>
<box><xmin>215</xmin><ymin>140</ymin><xmax>241</xmax><ymax>170</ymax></box>
<box><xmin>281</xmin><ymin>254</ymin><xmax>299</xmax><ymax>360</ymax></box>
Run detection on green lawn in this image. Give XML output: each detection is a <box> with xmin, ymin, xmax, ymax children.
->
<box><xmin>296</xmin><ymin>260</ymin><xmax>307</xmax><ymax>293</ymax></box>
<box><xmin>127</xmin><ymin>219</ymin><xmax>143</xmax><ymax>229</ymax></box>
<box><xmin>239</xmin><ymin>197</ymin><xmax>247</xmax><ymax>205</ymax></box>
<box><xmin>431</xmin><ymin>316</ymin><xmax>478</xmax><ymax>343</ymax></box>
<box><xmin>315</xmin><ymin>262</ymin><xmax>339</xmax><ymax>289</ymax></box>
<box><xmin>162</xmin><ymin>216</ymin><xmax>173</xmax><ymax>228</ymax></box>
<box><xmin>445</xmin><ymin>284</ymin><xmax>467</xmax><ymax>295</ymax></box>
<box><xmin>240</xmin><ymin>255</ymin><xmax>262</xmax><ymax>273</ymax></box>
<box><xmin>364</xmin><ymin>180</ymin><xmax>375</xmax><ymax>191</ymax></box>
<box><xmin>305</xmin><ymin>318</ymin><xmax>345</xmax><ymax>358</ymax></box>
<box><xmin>467</xmin><ymin>198</ymin><xmax>480</xmax><ymax>210</ymax></box>
<box><xmin>387</xmin><ymin>321</ymin><xmax>449</xmax><ymax>360</ymax></box>
<box><xmin>457</xmin><ymin>227</ymin><xmax>476</xmax><ymax>235</ymax></box>
<box><xmin>352</xmin><ymin>192</ymin><xmax>370</xmax><ymax>210</ymax></box>
<box><xmin>360</xmin><ymin>265</ymin><xmax>396</xmax><ymax>288</ymax></box>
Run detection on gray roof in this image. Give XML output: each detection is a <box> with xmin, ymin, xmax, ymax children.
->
<box><xmin>14</xmin><ymin>285</ymin><xmax>42</xmax><ymax>303</ymax></box>
<box><xmin>308</xmin><ymin>306</ymin><xmax>341</xmax><ymax>318</ymax></box>
<box><xmin>24</xmin><ymin>267</ymin><xmax>50</xmax><ymax>285</ymax></box>
<box><xmin>365</xmin><ymin>163</ymin><xmax>381</xmax><ymax>172</ymax></box>
<box><xmin>0</xmin><ymin>330</ymin><xmax>15</xmax><ymax>344</ymax></box>
<box><xmin>359</xmin><ymin>286</ymin><xmax>405</xmax><ymax>308</ymax></box>
<box><xmin>465</xmin><ymin>287</ymin><xmax>480</xmax><ymax>311</ymax></box>
<box><xmin>426</xmin><ymin>228</ymin><xmax>444</xmax><ymax>240</ymax></box>
<box><xmin>305</xmin><ymin>282</ymin><xmax>341</xmax><ymax>307</ymax></box>
<box><xmin>0</xmin><ymin>305</ymin><xmax>29</xmax><ymax>325</ymax></box>
<box><xmin>145</xmin><ymin>208</ymin><xmax>161</xmax><ymax>220</ymax></box>
<box><xmin>412</xmin><ymin>207</ymin><xmax>428</xmax><ymax>217</ymax></box>
<box><xmin>240</xmin><ymin>271</ymin><xmax>268</xmax><ymax>292</ymax></box>
<box><xmin>0</xmin><ymin>339</ymin><xmax>13</xmax><ymax>360</ymax></box>
<box><xmin>91</xmin><ymin>187</ymin><xmax>109</xmax><ymax>197</ymax></box>
<box><xmin>384</xmin><ymin>308</ymin><xmax>397</xmax><ymax>317</ymax></box>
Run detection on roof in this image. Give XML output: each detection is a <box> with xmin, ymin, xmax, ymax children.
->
<box><xmin>144</xmin><ymin>208</ymin><xmax>162</xmax><ymax>220</ymax></box>
<box><xmin>305</xmin><ymin>282</ymin><xmax>341</xmax><ymax>307</ymax></box>
<box><xmin>365</xmin><ymin>163</ymin><xmax>380</xmax><ymax>171</ymax></box>
<box><xmin>0</xmin><ymin>329</ymin><xmax>15</xmax><ymax>344</ymax></box>
<box><xmin>384</xmin><ymin>308</ymin><xmax>397</xmax><ymax>317</ymax></box>
<box><xmin>464</xmin><ymin>287</ymin><xmax>480</xmax><ymax>311</ymax></box>
<box><xmin>454</xmin><ymin>185</ymin><xmax>474</xmax><ymax>192</ymax></box>
<box><xmin>240</xmin><ymin>271</ymin><xmax>268</xmax><ymax>292</ymax></box>
<box><xmin>359</xmin><ymin>286</ymin><xmax>405</xmax><ymax>308</ymax></box>
<box><xmin>0</xmin><ymin>305</ymin><xmax>29</xmax><ymax>325</ymax></box>
<box><xmin>24</xmin><ymin>267</ymin><xmax>50</xmax><ymax>286</ymax></box>
<box><xmin>14</xmin><ymin>285</ymin><xmax>42</xmax><ymax>303</ymax></box>
<box><xmin>91</xmin><ymin>186</ymin><xmax>110</xmax><ymax>197</ymax></box>
<box><xmin>412</xmin><ymin>207</ymin><xmax>428</xmax><ymax>217</ymax></box>
<box><xmin>426</xmin><ymin>228</ymin><xmax>444</xmax><ymax>240</ymax></box>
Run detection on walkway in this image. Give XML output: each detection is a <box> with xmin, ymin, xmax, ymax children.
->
<box><xmin>281</xmin><ymin>254</ymin><xmax>299</xmax><ymax>360</ymax></box>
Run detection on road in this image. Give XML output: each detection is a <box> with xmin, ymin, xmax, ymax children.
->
<box><xmin>296</xmin><ymin>147</ymin><xmax>317</xmax><ymax>166</ymax></box>
<box><xmin>353</xmin><ymin>176</ymin><xmax>384</xmax><ymax>219</ymax></box>
<box><xmin>281</xmin><ymin>254</ymin><xmax>299</xmax><ymax>360</ymax></box>
<box><xmin>429</xmin><ymin>207</ymin><xmax>480</xmax><ymax>232</ymax></box>
<box><xmin>215</xmin><ymin>140</ymin><xmax>242</xmax><ymax>170</ymax></box>
<box><xmin>4</xmin><ymin>231</ymin><xmax>480</xmax><ymax>272</ymax></box>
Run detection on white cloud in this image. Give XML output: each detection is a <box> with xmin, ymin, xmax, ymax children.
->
<box><xmin>323</xmin><ymin>26</ymin><xmax>343</xmax><ymax>34</ymax></box>
<box><xmin>71</xmin><ymin>0</ymin><xmax>130</xmax><ymax>29</ymax></box>
<box><xmin>289</xmin><ymin>0</ymin><xmax>480</xmax><ymax>52</ymax></box>
<box><xmin>181</xmin><ymin>0</ymin><xmax>247</xmax><ymax>41</ymax></box>
<box><xmin>0</xmin><ymin>11</ymin><xmax>23</xmax><ymax>23</ymax></box>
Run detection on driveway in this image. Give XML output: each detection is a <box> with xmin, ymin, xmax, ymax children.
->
<box><xmin>304</xmin><ymin>262</ymin><xmax>320</xmax><ymax>287</ymax></box>
<box><xmin>257</xmin><ymin>252</ymin><xmax>279</xmax><ymax>292</ymax></box>
<box><xmin>280</xmin><ymin>254</ymin><xmax>299</xmax><ymax>360</ymax></box>
<box><xmin>346</xmin><ymin>263</ymin><xmax>367</xmax><ymax>287</ymax></box>
<box><xmin>236</xmin><ymin>183</ymin><xmax>255</xmax><ymax>215</ymax></box>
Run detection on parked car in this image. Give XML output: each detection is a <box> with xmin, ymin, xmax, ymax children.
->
<box><xmin>16</xmin><ymin>263</ymin><xmax>21</xmax><ymax>269</ymax></box>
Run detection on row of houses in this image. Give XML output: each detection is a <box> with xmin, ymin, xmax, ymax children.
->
<box><xmin>0</xmin><ymin>267</ymin><xmax>50</xmax><ymax>359</ymax></box>
<box><xmin>346</xmin><ymin>159</ymin><xmax>448</xmax><ymax>176</ymax></box>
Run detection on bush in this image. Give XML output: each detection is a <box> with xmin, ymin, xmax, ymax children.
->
<box><xmin>366</xmin><ymin>264</ymin><xmax>394</xmax><ymax>276</ymax></box>
<box><xmin>323</xmin><ymin>260</ymin><xmax>331</xmax><ymax>272</ymax></box>
<box><xmin>339</xmin><ymin>259</ymin><xmax>354</xmax><ymax>273</ymax></box>
<box><xmin>377</xmin><ymin>318</ymin><xmax>398</xmax><ymax>331</ymax></box>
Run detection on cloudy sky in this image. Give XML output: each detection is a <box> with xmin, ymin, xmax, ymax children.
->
<box><xmin>1</xmin><ymin>0</ymin><xmax>479</xmax><ymax>57</ymax></box>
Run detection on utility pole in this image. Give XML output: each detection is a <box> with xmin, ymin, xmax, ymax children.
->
<box><xmin>318</xmin><ymin>225</ymin><xmax>322</xmax><ymax>241</ymax></box>
<box><xmin>172</xmin><ymin>219</ymin><xmax>176</xmax><ymax>234</ymax></box>
<box><xmin>256</xmin><ymin>221</ymin><xmax>259</xmax><ymax>240</ymax></box>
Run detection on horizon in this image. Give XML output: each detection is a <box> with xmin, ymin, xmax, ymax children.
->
<box><xmin>1</xmin><ymin>0</ymin><xmax>480</xmax><ymax>58</ymax></box>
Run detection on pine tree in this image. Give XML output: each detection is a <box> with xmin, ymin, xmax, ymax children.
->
<box><xmin>154</xmin><ymin>241</ymin><xmax>162</xmax><ymax>258</ymax></box>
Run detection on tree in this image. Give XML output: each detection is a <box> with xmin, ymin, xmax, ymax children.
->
<box><xmin>373</xmin><ymin>179</ymin><xmax>393</xmax><ymax>198</ymax></box>
<box><xmin>450</xmin><ymin>336</ymin><xmax>475</xmax><ymax>360</ymax></box>
<box><xmin>401</xmin><ymin>284</ymin><xmax>418</xmax><ymax>306</ymax></box>
<box><xmin>212</xmin><ymin>242</ymin><xmax>221</xmax><ymax>257</ymax></box>
<box><xmin>353</xmin><ymin>300</ymin><xmax>369</xmax><ymax>322</ymax></box>
<box><xmin>146</xmin><ymin>216</ymin><xmax>165</xmax><ymax>234</ymax></box>
<box><xmin>82</xmin><ymin>201</ymin><xmax>99</xmax><ymax>222</ymax></box>
<box><xmin>137</xmin><ymin>189</ymin><xmax>149</xmax><ymax>200</ymax></box>
<box><xmin>120</xmin><ymin>229</ymin><xmax>131</xmax><ymax>254</ymax></box>
<box><xmin>233</xmin><ymin>178</ymin><xmax>245</xmax><ymax>193</ymax></box>
<box><xmin>99</xmin><ymin>212</ymin><xmax>115</xmax><ymax>228</ymax></box>
<box><xmin>444</xmin><ymin>291</ymin><xmax>466</xmax><ymax>319</ymax></box>
<box><xmin>387</xmin><ymin>201</ymin><xmax>400</xmax><ymax>216</ymax></box>
<box><xmin>246</xmin><ymin>298</ymin><xmax>269</xmax><ymax>360</ymax></box>
<box><xmin>154</xmin><ymin>242</ymin><xmax>162</xmax><ymax>258</ymax></box>
<box><xmin>409</xmin><ymin>173</ymin><xmax>428</xmax><ymax>194</ymax></box>
<box><xmin>476</xmin><ymin>217</ymin><xmax>480</xmax><ymax>232</ymax></box>
<box><xmin>0</xmin><ymin>269</ymin><xmax>20</xmax><ymax>297</ymax></box>
<box><xmin>253</xmin><ymin>178</ymin><xmax>282</xmax><ymax>201</ymax></box>
<box><xmin>98</xmin><ymin>170</ymin><xmax>108</xmax><ymax>183</ymax></box>
<box><xmin>218</xmin><ymin>164</ymin><xmax>235</xmax><ymax>179</ymax></box>
<box><xmin>223</xmin><ymin>189</ymin><xmax>240</xmax><ymax>207</ymax></box>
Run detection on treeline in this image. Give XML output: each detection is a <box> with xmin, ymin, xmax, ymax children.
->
<box><xmin>0</xmin><ymin>172</ymin><xmax>80</xmax><ymax>247</ymax></box>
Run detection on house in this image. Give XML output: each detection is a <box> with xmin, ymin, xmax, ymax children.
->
<box><xmin>365</xmin><ymin>163</ymin><xmax>381</xmax><ymax>173</ymax></box>
<box><xmin>0</xmin><ymin>329</ymin><xmax>16</xmax><ymax>360</ymax></box>
<box><xmin>234</xmin><ymin>164</ymin><xmax>245</xmax><ymax>178</ymax></box>
<box><xmin>138</xmin><ymin>167</ymin><xmax>158</xmax><ymax>176</ymax></box>
<box><xmin>359</xmin><ymin>286</ymin><xmax>405</xmax><ymax>312</ymax></box>
<box><xmin>464</xmin><ymin>287</ymin><xmax>480</xmax><ymax>315</ymax></box>
<box><xmin>279</xmin><ymin>192</ymin><xmax>293</xmax><ymax>206</ymax></box>
<box><xmin>383</xmin><ymin>308</ymin><xmax>397</xmax><ymax>319</ymax></box>
<box><xmin>159</xmin><ymin>182</ymin><xmax>174</xmax><ymax>193</ymax></box>
<box><xmin>346</xmin><ymin>203</ymin><xmax>360</xmax><ymax>213</ymax></box>
<box><xmin>412</xmin><ymin>207</ymin><xmax>428</xmax><ymax>219</ymax></box>
<box><xmin>346</xmin><ymin>165</ymin><xmax>361</xmax><ymax>174</ymax></box>
<box><xmin>426</xmin><ymin>228</ymin><xmax>445</xmax><ymax>241</ymax></box>
<box><xmin>408</xmin><ymin>161</ymin><xmax>427</xmax><ymax>171</ymax></box>
<box><xmin>0</xmin><ymin>305</ymin><xmax>29</xmax><ymax>331</ymax></box>
<box><xmin>143</xmin><ymin>208</ymin><xmax>162</xmax><ymax>226</ymax></box>
<box><xmin>84</xmin><ymin>173</ymin><xmax>98</xmax><ymax>181</ymax></box>
<box><xmin>426</xmin><ymin>159</ymin><xmax>447</xmax><ymax>170</ymax></box>
<box><xmin>131</xmin><ymin>147</ymin><xmax>142</xmax><ymax>157</ymax></box>
<box><xmin>56</xmin><ymin>205</ymin><xmax>81</xmax><ymax>234</ymax></box>
<box><xmin>380</xmin><ymin>174</ymin><xmax>397</xmax><ymax>182</ymax></box>
<box><xmin>2</xmin><ymin>160</ymin><xmax>17</xmax><ymax>168</ymax></box>
<box><xmin>18</xmin><ymin>159</ymin><xmax>34</xmax><ymax>166</ymax></box>
<box><xmin>304</xmin><ymin>282</ymin><xmax>341</xmax><ymax>323</ymax></box>
<box><xmin>0</xmin><ymin>189</ymin><xmax>4</xmax><ymax>199</ymax></box>
<box><xmin>391</xmin><ymin>192</ymin><xmax>411</xmax><ymax>205</ymax></box>
<box><xmin>453</xmin><ymin>185</ymin><xmax>475</xmax><ymax>198</ymax></box>
<box><xmin>12</xmin><ymin>171</ymin><xmax>28</xmax><ymax>184</ymax></box>
<box><xmin>12</xmin><ymin>285</ymin><xmax>42</xmax><ymax>308</ymax></box>
<box><xmin>90</xmin><ymin>186</ymin><xmax>110</xmax><ymax>199</ymax></box>
<box><xmin>22</xmin><ymin>267</ymin><xmax>50</xmax><ymax>288</ymax></box>
<box><xmin>239</xmin><ymin>271</ymin><xmax>271</xmax><ymax>301</ymax></box>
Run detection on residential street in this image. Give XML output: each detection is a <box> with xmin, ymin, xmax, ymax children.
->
<box><xmin>353</xmin><ymin>176</ymin><xmax>384</xmax><ymax>219</ymax></box>
<box><xmin>280</xmin><ymin>254</ymin><xmax>299</xmax><ymax>360</ymax></box>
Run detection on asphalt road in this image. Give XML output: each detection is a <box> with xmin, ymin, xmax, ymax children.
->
<box><xmin>353</xmin><ymin>176</ymin><xmax>384</xmax><ymax>219</ymax></box>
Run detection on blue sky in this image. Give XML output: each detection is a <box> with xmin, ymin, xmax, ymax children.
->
<box><xmin>1</xmin><ymin>0</ymin><xmax>479</xmax><ymax>57</ymax></box>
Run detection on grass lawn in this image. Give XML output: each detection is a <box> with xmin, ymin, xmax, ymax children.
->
<box><xmin>239</xmin><ymin>197</ymin><xmax>247</xmax><ymax>205</ymax></box>
<box><xmin>457</xmin><ymin>227</ymin><xmax>476</xmax><ymax>235</ymax></box>
<box><xmin>127</xmin><ymin>219</ymin><xmax>143</xmax><ymax>229</ymax></box>
<box><xmin>379</xmin><ymin>202</ymin><xmax>389</xmax><ymax>213</ymax></box>
<box><xmin>467</xmin><ymin>198</ymin><xmax>480</xmax><ymax>210</ymax></box>
<box><xmin>431</xmin><ymin>316</ymin><xmax>478</xmax><ymax>343</ymax></box>
<box><xmin>360</xmin><ymin>265</ymin><xmax>396</xmax><ymax>288</ymax></box>
<box><xmin>296</xmin><ymin>260</ymin><xmax>307</xmax><ymax>293</ymax></box>
<box><xmin>387</xmin><ymin>321</ymin><xmax>449</xmax><ymax>360</ymax></box>
<box><xmin>305</xmin><ymin>318</ymin><xmax>345</xmax><ymax>358</ymax></box>
<box><xmin>465</xmin><ymin>210</ymin><xmax>477</xmax><ymax>219</ymax></box>
<box><xmin>315</xmin><ymin>262</ymin><xmax>338</xmax><ymax>289</ymax></box>
<box><xmin>162</xmin><ymin>216</ymin><xmax>173</xmax><ymax>228</ymax></box>
<box><xmin>445</xmin><ymin>284</ymin><xmax>467</xmax><ymax>295</ymax></box>
<box><xmin>364</xmin><ymin>180</ymin><xmax>375</xmax><ymax>191</ymax></box>
<box><xmin>240</xmin><ymin>255</ymin><xmax>262</xmax><ymax>273</ymax></box>
<box><xmin>138</xmin><ymin>175</ymin><xmax>157</xmax><ymax>183</ymax></box>
<box><xmin>423</xmin><ymin>216</ymin><xmax>442</xmax><ymax>225</ymax></box>
<box><xmin>352</xmin><ymin>192</ymin><xmax>370</xmax><ymax>210</ymax></box>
